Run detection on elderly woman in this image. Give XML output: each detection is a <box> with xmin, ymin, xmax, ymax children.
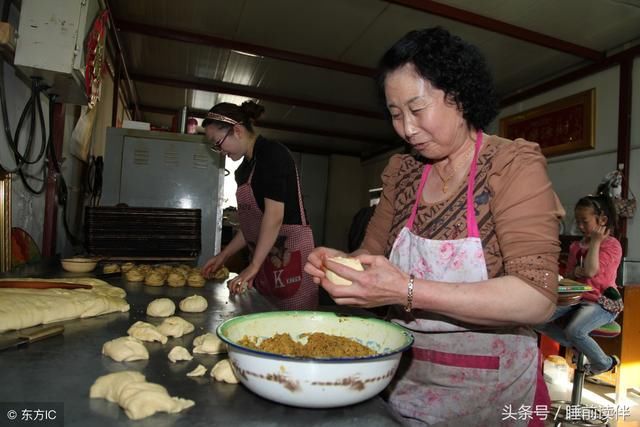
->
<box><xmin>305</xmin><ymin>27</ymin><xmax>563</xmax><ymax>426</ymax></box>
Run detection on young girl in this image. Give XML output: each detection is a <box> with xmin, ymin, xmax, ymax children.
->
<box><xmin>536</xmin><ymin>194</ymin><xmax>623</xmax><ymax>376</ymax></box>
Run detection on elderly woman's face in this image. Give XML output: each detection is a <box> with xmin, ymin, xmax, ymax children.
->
<box><xmin>384</xmin><ymin>64</ymin><xmax>467</xmax><ymax>159</ymax></box>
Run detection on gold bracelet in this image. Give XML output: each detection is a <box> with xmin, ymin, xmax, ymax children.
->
<box><xmin>404</xmin><ymin>274</ymin><xmax>415</xmax><ymax>312</ymax></box>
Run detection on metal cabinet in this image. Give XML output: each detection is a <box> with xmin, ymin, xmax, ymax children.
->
<box><xmin>102</xmin><ymin>128</ymin><xmax>224</xmax><ymax>263</ymax></box>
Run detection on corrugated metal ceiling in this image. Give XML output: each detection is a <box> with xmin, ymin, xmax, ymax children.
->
<box><xmin>108</xmin><ymin>0</ymin><xmax>640</xmax><ymax>157</ymax></box>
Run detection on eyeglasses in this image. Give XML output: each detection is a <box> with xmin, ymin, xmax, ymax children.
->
<box><xmin>209</xmin><ymin>127</ymin><xmax>232</xmax><ymax>153</ymax></box>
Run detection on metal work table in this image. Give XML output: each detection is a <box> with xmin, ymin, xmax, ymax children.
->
<box><xmin>0</xmin><ymin>262</ymin><xmax>403</xmax><ymax>426</ymax></box>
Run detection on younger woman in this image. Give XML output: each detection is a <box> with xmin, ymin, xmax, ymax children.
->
<box><xmin>200</xmin><ymin>101</ymin><xmax>317</xmax><ymax>310</ymax></box>
<box><xmin>536</xmin><ymin>194</ymin><xmax>623</xmax><ymax>376</ymax></box>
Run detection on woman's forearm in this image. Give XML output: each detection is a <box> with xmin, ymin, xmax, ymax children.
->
<box><xmin>221</xmin><ymin>229</ymin><xmax>247</xmax><ymax>258</ymax></box>
<box><xmin>251</xmin><ymin>198</ymin><xmax>285</xmax><ymax>269</ymax></box>
<box><xmin>412</xmin><ymin>276</ymin><xmax>555</xmax><ymax>326</ymax></box>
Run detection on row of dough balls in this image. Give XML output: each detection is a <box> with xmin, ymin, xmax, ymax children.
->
<box><xmin>102</xmin><ymin>332</ymin><xmax>233</xmax><ymax>376</ymax></box>
<box><xmin>103</xmin><ymin>262</ymin><xmax>206</xmax><ymax>287</ymax></box>
<box><xmin>103</xmin><ymin>324</ymin><xmax>229</xmax><ymax>360</ymax></box>
<box><xmin>147</xmin><ymin>296</ymin><xmax>207</xmax><ymax>317</ymax></box>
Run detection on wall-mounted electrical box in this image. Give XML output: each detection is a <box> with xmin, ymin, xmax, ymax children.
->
<box><xmin>14</xmin><ymin>0</ymin><xmax>101</xmax><ymax>105</ymax></box>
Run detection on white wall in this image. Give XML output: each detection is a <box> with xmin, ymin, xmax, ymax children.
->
<box><xmin>496</xmin><ymin>61</ymin><xmax>640</xmax><ymax>266</ymax></box>
<box><xmin>496</xmin><ymin>67</ymin><xmax>619</xmax><ymax>224</ymax></box>
<box><xmin>627</xmin><ymin>57</ymin><xmax>640</xmax><ymax>261</ymax></box>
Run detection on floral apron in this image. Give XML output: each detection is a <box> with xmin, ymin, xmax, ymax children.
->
<box><xmin>388</xmin><ymin>131</ymin><xmax>548</xmax><ymax>426</ymax></box>
<box><xmin>236</xmin><ymin>163</ymin><xmax>318</xmax><ymax>310</ymax></box>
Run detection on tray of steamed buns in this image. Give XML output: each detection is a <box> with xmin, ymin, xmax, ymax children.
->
<box><xmin>100</xmin><ymin>262</ymin><xmax>230</xmax><ymax>288</ymax></box>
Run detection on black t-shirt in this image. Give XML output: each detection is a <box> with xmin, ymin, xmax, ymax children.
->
<box><xmin>235</xmin><ymin>136</ymin><xmax>303</xmax><ymax>225</ymax></box>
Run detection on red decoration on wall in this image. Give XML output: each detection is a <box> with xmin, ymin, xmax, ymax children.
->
<box><xmin>500</xmin><ymin>89</ymin><xmax>595</xmax><ymax>158</ymax></box>
<box><xmin>85</xmin><ymin>10</ymin><xmax>109</xmax><ymax>108</ymax></box>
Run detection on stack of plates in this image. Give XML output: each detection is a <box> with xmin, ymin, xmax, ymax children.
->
<box><xmin>557</xmin><ymin>279</ymin><xmax>592</xmax><ymax>306</ymax></box>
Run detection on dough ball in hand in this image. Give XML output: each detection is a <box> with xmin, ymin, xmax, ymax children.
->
<box><xmin>324</xmin><ymin>257</ymin><xmax>364</xmax><ymax>286</ymax></box>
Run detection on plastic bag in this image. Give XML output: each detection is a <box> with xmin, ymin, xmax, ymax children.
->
<box><xmin>70</xmin><ymin>106</ymin><xmax>97</xmax><ymax>162</ymax></box>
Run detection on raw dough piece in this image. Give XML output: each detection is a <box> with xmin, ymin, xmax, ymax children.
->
<box><xmin>103</xmin><ymin>263</ymin><xmax>120</xmax><ymax>274</ymax></box>
<box><xmin>126</xmin><ymin>268</ymin><xmax>144</xmax><ymax>282</ymax></box>
<box><xmin>192</xmin><ymin>332</ymin><xmax>226</xmax><ymax>354</ymax></box>
<box><xmin>186</xmin><ymin>364</ymin><xmax>207</xmax><ymax>377</ymax></box>
<box><xmin>157</xmin><ymin>316</ymin><xmax>195</xmax><ymax>338</ymax></box>
<box><xmin>90</xmin><ymin>371</ymin><xmax>194</xmax><ymax>420</ymax></box>
<box><xmin>211</xmin><ymin>359</ymin><xmax>239</xmax><ymax>384</ymax></box>
<box><xmin>127</xmin><ymin>321</ymin><xmax>168</xmax><ymax>344</ymax></box>
<box><xmin>325</xmin><ymin>257</ymin><xmax>364</xmax><ymax>286</ymax></box>
<box><xmin>144</xmin><ymin>271</ymin><xmax>165</xmax><ymax>287</ymax></box>
<box><xmin>179</xmin><ymin>295</ymin><xmax>208</xmax><ymax>313</ymax></box>
<box><xmin>146</xmin><ymin>298</ymin><xmax>175</xmax><ymax>317</ymax></box>
<box><xmin>0</xmin><ymin>278</ymin><xmax>130</xmax><ymax>333</ymax></box>
<box><xmin>168</xmin><ymin>346</ymin><xmax>193</xmax><ymax>363</ymax></box>
<box><xmin>187</xmin><ymin>272</ymin><xmax>205</xmax><ymax>288</ymax></box>
<box><xmin>89</xmin><ymin>371</ymin><xmax>146</xmax><ymax>403</ymax></box>
<box><xmin>119</xmin><ymin>381</ymin><xmax>194</xmax><ymax>420</ymax></box>
<box><xmin>102</xmin><ymin>336</ymin><xmax>149</xmax><ymax>362</ymax></box>
<box><xmin>167</xmin><ymin>272</ymin><xmax>186</xmax><ymax>288</ymax></box>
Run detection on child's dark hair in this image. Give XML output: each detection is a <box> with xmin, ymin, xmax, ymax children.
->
<box><xmin>575</xmin><ymin>193</ymin><xmax>618</xmax><ymax>235</ymax></box>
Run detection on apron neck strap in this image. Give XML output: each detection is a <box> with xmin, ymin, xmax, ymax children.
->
<box><xmin>246</xmin><ymin>155</ymin><xmax>309</xmax><ymax>227</ymax></box>
<box><xmin>466</xmin><ymin>130</ymin><xmax>483</xmax><ymax>238</ymax></box>
<box><xmin>406</xmin><ymin>130</ymin><xmax>484</xmax><ymax>237</ymax></box>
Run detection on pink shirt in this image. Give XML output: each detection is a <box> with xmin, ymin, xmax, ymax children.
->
<box><xmin>566</xmin><ymin>236</ymin><xmax>622</xmax><ymax>302</ymax></box>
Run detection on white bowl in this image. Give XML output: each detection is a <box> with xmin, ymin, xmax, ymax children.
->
<box><xmin>61</xmin><ymin>257</ymin><xmax>98</xmax><ymax>273</ymax></box>
<box><xmin>217</xmin><ymin>311</ymin><xmax>413</xmax><ymax>408</ymax></box>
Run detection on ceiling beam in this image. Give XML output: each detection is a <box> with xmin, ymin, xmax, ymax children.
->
<box><xmin>387</xmin><ymin>0</ymin><xmax>604</xmax><ymax>62</ymax></box>
<box><xmin>137</xmin><ymin>104</ymin><xmax>394</xmax><ymax>146</ymax></box>
<box><xmin>115</xmin><ymin>19</ymin><xmax>376</xmax><ymax>78</ymax></box>
<box><xmin>501</xmin><ymin>44</ymin><xmax>640</xmax><ymax>106</ymax></box>
<box><xmin>130</xmin><ymin>73</ymin><xmax>385</xmax><ymax>120</ymax></box>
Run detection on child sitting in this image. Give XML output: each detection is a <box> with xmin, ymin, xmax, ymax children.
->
<box><xmin>536</xmin><ymin>194</ymin><xmax>623</xmax><ymax>376</ymax></box>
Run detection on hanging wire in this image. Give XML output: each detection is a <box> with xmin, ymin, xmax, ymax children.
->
<box><xmin>46</xmin><ymin>95</ymin><xmax>81</xmax><ymax>246</ymax></box>
<box><xmin>0</xmin><ymin>59</ymin><xmax>49</xmax><ymax>193</ymax></box>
